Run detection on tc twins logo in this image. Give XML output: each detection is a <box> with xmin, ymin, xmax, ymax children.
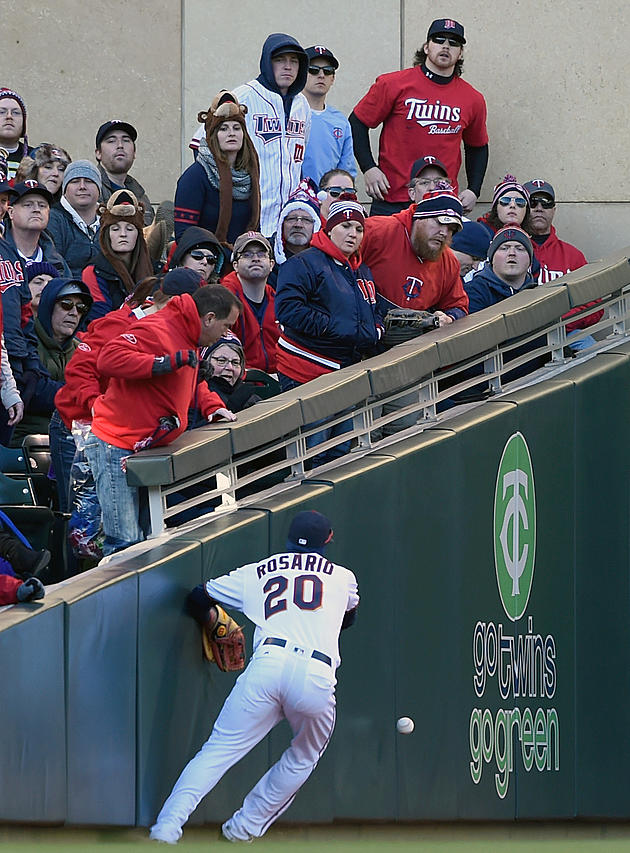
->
<box><xmin>493</xmin><ymin>432</ymin><xmax>536</xmax><ymax>621</ymax></box>
<box><xmin>402</xmin><ymin>275</ymin><xmax>423</xmax><ymax>300</ymax></box>
<box><xmin>253</xmin><ymin>114</ymin><xmax>306</xmax><ymax>145</ymax></box>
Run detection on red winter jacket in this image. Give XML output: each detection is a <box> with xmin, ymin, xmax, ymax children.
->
<box><xmin>91</xmin><ymin>294</ymin><xmax>225</xmax><ymax>450</ymax></box>
<box><xmin>55</xmin><ymin>304</ymin><xmax>150</xmax><ymax>429</ymax></box>
<box><xmin>220</xmin><ymin>271</ymin><xmax>279</xmax><ymax>373</ymax></box>
<box><xmin>0</xmin><ymin>574</ymin><xmax>23</xmax><ymax>605</ymax></box>
<box><xmin>361</xmin><ymin>205</ymin><xmax>468</xmax><ymax>317</ymax></box>
<box><xmin>532</xmin><ymin>228</ymin><xmax>603</xmax><ymax>332</ymax></box>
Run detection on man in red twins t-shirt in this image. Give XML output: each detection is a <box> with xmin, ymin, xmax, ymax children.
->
<box><xmin>349</xmin><ymin>18</ymin><xmax>488</xmax><ymax>217</ymax></box>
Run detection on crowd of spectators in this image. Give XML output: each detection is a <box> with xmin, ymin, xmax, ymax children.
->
<box><xmin>0</xmin><ymin>18</ymin><xmax>600</xmax><ymax>588</ymax></box>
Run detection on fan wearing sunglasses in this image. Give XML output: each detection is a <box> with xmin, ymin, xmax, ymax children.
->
<box><xmin>301</xmin><ymin>46</ymin><xmax>357</xmax><ymax>187</ymax></box>
<box><xmin>349</xmin><ymin>18</ymin><xmax>487</xmax><ymax>216</ymax></box>
<box><xmin>11</xmin><ymin>278</ymin><xmax>93</xmax><ymax>445</ymax></box>
<box><xmin>477</xmin><ymin>175</ymin><xmax>533</xmax><ymax>238</ymax></box>
<box><xmin>169</xmin><ymin>225</ymin><xmax>225</xmax><ymax>283</ymax></box>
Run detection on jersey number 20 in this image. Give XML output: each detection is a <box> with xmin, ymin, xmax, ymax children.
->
<box><xmin>263</xmin><ymin>575</ymin><xmax>322</xmax><ymax>619</ymax></box>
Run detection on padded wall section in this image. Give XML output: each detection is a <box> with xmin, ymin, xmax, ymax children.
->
<box><xmin>0</xmin><ymin>601</ymin><xmax>66</xmax><ymax>822</ymax></box>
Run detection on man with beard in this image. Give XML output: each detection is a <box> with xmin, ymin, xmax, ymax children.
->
<box><xmin>361</xmin><ymin>182</ymin><xmax>467</xmax><ymax>325</ymax></box>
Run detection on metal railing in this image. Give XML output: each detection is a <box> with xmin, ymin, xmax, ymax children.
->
<box><xmin>124</xmin><ymin>254</ymin><xmax>630</xmax><ymax>537</ymax></box>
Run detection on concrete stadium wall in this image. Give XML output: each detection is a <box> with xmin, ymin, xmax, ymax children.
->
<box><xmin>3</xmin><ymin>3</ymin><xmax>628</xmax><ymax>257</ymax></box>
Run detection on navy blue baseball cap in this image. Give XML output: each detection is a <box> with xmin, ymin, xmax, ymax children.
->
<box><xmin>8</xmin><ymin>180</ymin><xmax>54</xmax><ymax>205</ymax></box>
<box><xmin>410</xmin><ymin>156</ymin><xmax>448</xmax><ymax>183</ymax></box>
<box><xmin>451</xmin><ymin>221</ymin><xmax>492</xmax><ymax>260</ymax></box>
<box><xmin>95</xmin><ymin>120</ymin><xmax>138</xmax><ymax>148</ymax></box>
<box><xmin>287</xmin><ymin>511</ymin><xmax>333</xmax><ymax>554</ymax></box>
<box><xmin>305</xmin><ymin>45</ymin><xmax>339</xmax><ymax>69</ymax></box>
<box><xmin>524</xmin><ymin>179</ymin><xmax>555</xmax><ymax>202</ymax></box>
<box><xmin>427</xmin><ymin>18</ymin><xmax>466</xmax><ymax>44</ymax></box>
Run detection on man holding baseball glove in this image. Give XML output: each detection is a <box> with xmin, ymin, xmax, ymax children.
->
<box><xmin>150</xmin><ymin>510</ymin><xmax>359</xmax><ymax>845</ymax></box>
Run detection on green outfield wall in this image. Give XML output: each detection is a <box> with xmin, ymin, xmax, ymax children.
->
<box><xmin>1</xmin><ymin>343</ymin><xmax>629</xmax><ymax>825</ymax></box>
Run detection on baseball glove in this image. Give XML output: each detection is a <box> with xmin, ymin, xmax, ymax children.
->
<box><xmin>201</xmin><ymin>604</ymin><xmax>246</xmax><ymax>672</ymax></box>
<box><xmin>381</xmin><ymin>308</ymin><xmax>439</xmax><ymax>348</ymax></box>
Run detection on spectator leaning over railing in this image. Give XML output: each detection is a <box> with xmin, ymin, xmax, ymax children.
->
<box><xmin>84</xmin><ymin>285</ymin><xmax>241</xmax><ymax>555</ymax></box>
<box><xmin>361</xmin><ymin>182</ymin><xmax>467</xmax><ymax>326</ymax></box>
<box><xmin>55</xmin><ymin>269</ymin><xmax>203</xmax><ymax>560</ymax></box>
<box><xmin>275</xmin><ymin>197</ymin><xmax>384</xmax><ymax>466</ymax></box>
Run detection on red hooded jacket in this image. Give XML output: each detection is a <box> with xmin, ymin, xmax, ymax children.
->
<box><xmin>220</xmin><ymin>271</ymin><xmax>279</xmax><ymax>373</ymax></box>
<box><xmin>91</xmin><ymin>294</ymin><xmax>224</xmax><ymax>450</ymax></box>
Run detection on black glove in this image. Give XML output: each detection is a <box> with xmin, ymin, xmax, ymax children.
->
<box><xmin>152</xmin><ymin>350</ymin><xmax>199</xmax><ymax>375</ymax></box>
<box><xmin>16</xmin><ymin>577</ymin><xmax>45</xmax><ymax>602</ymax></box>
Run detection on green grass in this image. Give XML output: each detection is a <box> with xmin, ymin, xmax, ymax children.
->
<box><xmin>2</xmin><ymin>823</ymin><xmax>630</xmax><ymax>852</ymax></box>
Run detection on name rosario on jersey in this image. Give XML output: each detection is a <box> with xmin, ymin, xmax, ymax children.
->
<box><xmin>404</xmin><ymin>97</ymin><xmax>461</xmax><ymax>127</ymax></box>
<box><xmin>253</xmin><ymin>114</ymin><xmax>307</xmax><ymax>145</ymax></box>
<box><xmin>256</xmin><ymin>552</ymin><xmax>334</xmax><ymax>579</ymax></box>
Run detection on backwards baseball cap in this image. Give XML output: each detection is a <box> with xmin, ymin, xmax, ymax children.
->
<box><xmin>409</xmin><ymin>155</ymin><xmax>448</xmax><ymax>183</ymax></box>
<box><xmin>8</xmin><ymin>180</ymin><xmax>54</xmax><ymax>205</ymax></box>
<box><xmin>427</xmin><ymin>18</ymin><xmax>466</xmax><ymax>44</ymax></box>
<box><xmin>232</xmin><ymin>231</ymin><xmax>272</xmax><ymax>261</ymax></box>
<box><xmin>413</xmin><ymin>182</ymin><xmax>463</xmax><ymax>231</ymax></box>
<box><xmin>305</xmin><ymin>45</ymin><xmax>339</xmax><ymax>69</ymax></box>
<box><xmin>488</xmin><ymin>226</ymin><xmax>533</xmax><ymax>263</ymax></box>
<box><xmin>63</xmin><ymin>159</ymin><xmax>102</xmax><ymax>192</ymax></box>
<box><xmin>287</xmin><ymin>510</ymin><xmax>333</xmax><ymax>554</ymax></box>
<box><xmin>524</xmin><ymin>179</ymin><xmax>555</xmax><ymax>202</ymax></box>
<box><xmin>95</xmin><ymin>120</ymin><xmax>138</xmax><ymax>148</ymax></box>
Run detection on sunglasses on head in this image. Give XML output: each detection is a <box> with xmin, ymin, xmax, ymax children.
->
<box><xmin>189</xmin><ymin>249</ymin><xmax>217</xmax><ymax>262</ymax></box>
<box><xmin>307</xmin><ymin>65</ymin><xmax>336</xmax><ymax>76</ymax></box>
<box><xmin>325</xmin><ymin>186</ymin><xmax>357</xmax><ymax>198</ymax></box>
<box><xmin>57</xmin><ymin>298</ymin><xmax>89</xmax><ymax>315</ymax></box>
<box><xmin>530</xmin><ymin>197</ymin><xmax>555</xmax><ymax>209</ymax></box>
<box><xmin>431</xmin><ymin>36</ymin><xmax>462</xmax><ymax>47</ymax></box>
<box><xmin>497</xmin><ymin>196</ymin><xmax>528</xmax><ymax>208</ymax></box>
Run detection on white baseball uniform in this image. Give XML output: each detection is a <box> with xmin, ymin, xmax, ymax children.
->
<box><xmin>150</xmin><ymin>550</ymin><xmax>359</xmax><ymax>843</ymax></box>
<box><xmin>190</xmin><ymin>81</ymin><xmax>311</xmax><ymax>237</ymax></box>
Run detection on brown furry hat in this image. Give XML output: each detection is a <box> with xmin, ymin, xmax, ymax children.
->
<box><xmin>14</xmin><ymin>144</ymin><xmax>72</xmax><ymax>201</ymax></box>
<box><xmin>98</xmin><ymin>189</ymin><xmax>154</xmax><ymax>294</ymax></box>
<box><xmin>196</xmin><ymin>91</ymin><xmax>260</xmax><ymax>244</ymax></box>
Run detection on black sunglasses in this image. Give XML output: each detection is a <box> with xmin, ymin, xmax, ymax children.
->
<box><xmin>189</xmin><ymin>249</ymin><xmax>217</xmax><ymax>262</ymax></box>
<box><xmin>324</xmin><ymin>186</ymin><xmax>357</xmax><ymax>198</ymax></box>
<box><xmin>57</xmin><ymin>298</ymin><xmax>89</xmax><ymax>315</ymax></box>
<box><xmin>307</xmin><ymin>65</ymin><xmax>336</xmax><ymax>76</ymax></box>
<box><xmin>431</xmin><ymin>36</ymin><xmax>462</xmax><ymax>47</ymax></box>
<box><xmin>530</xmin><ymin>197</ymin><xmax>555</xmax><ymax>210</ymax></box>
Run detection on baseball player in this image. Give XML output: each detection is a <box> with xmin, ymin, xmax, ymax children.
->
<box><xmin>349</xmin><ymin>18</ymin><xmax>488</xmax><ymax>216</ymax></box>
<box><xmin>150</xmin><ymin>510</ymin><xmax>359</xmax><ymax>844</ymax></box>
<box><xmin>190</xmin><ymin>33</ymin><xmax>311</xmax><ymax>237</ymax></box>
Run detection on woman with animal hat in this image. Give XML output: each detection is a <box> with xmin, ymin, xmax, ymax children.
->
<box><xmin>174</xmin><ymin>90</ymin><xmax>260</xmax><ymax>249</ymax></box>
<box><xmin>82</xmin><ymin>189</ymin><xmax>153</xmax><ymax>321</ymax></box>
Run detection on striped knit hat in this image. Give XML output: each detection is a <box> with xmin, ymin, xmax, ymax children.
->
<box><xmin>324</xmin><ymin>199</ymin><xmax>365</xmax><ymax>232</ymax></box>
<box><xmin>413</xmin><ymin>182</ymin><xmax>463</xmax><ymax>231</ymax></box>
<box><xmin>488</xmin><ymin>226</ymin><xmax>533</xmax><ymax>262</ymax></box>
<box><xmin>491</xmin><ymin>174</ymin><xmax>529</xmax><ymax>207</ymax></box>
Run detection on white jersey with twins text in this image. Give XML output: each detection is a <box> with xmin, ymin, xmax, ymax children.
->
<box><xmin>191</xmin><ymin>80</ymin><xmax>311</xmax><ymax>237</ymax></box>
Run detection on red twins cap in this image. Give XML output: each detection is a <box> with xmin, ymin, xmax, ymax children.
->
<box><xmin>409</xmin><ymin>155</ymin><xmax>448</xmax><ymax>183</ymax></box>
<box><xmin>427</xmin><ymin>18</ymin><xmax>466</xmax><ymax>44</ymax></box>
<box><xmin>413</xmin><ymin>182</ymin><xmax>463</xmax><ymax>231</ymax></box>
<box><xmin>305</xmin><ymin>45</ymin><xmax>339</xmax><ymax>69</ymax></box>
<box><xmin>524</xmin><ymin>179</ymin><xmax>555</xmax><ymax>202</ymax></box>
<box><xmin>287</xmin><ymin>510</ymin><xmax>334</xmax><ymax>554</ymax></box>
<box><xmin>325</xmin><ymin>199</ymin><xmax>366</xmax><ymax>232</ymax></box>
